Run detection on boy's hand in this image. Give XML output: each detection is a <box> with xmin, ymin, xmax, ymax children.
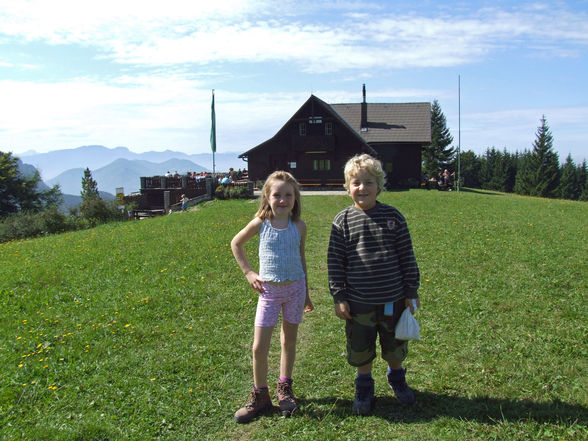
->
<box><xmin>405</xmin><ymin>298</ymin><xmax>420</xmax><ymax>314</ymax></box>
<box><xmin>334</xmin><ymin>301</ymin><xmax>352</xmax><ymax>320</ymax></box>
<box><xmin>304</xmin><ymin>297</ymin><xmax>314</xmax><ymax>313</ymax></box>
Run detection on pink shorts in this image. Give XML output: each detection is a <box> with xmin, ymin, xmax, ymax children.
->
<box><xmin>254</xmin><ymin>278</ymin><xmax>306</xmax><ymax>327</ymax></box>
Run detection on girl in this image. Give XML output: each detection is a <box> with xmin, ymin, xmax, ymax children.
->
<box><xmin>231</xmin><ymin>171</ymin><xmax>313</xmax><ymax>423</ymax></box>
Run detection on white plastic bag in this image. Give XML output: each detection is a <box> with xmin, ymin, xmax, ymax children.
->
<box><xmin>395</xmin><ymin>307</ymin><xmax>420</xmax><ymax>340</ymax></box>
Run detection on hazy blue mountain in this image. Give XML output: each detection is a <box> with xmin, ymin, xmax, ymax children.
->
<box><xmin>17</xmin><ymin>145</ymin><xmax>246</xmax><ymax>180</ymax></box>
<box><xmin>16</xmin><ymin>159</ymin><xmax>113</xmax><ymax>213</ymax></box>
<box><xmin>16</xmin><ymin>159</ymin><xmax>51</xmax><ymax>191</ymax></box>
<box><xmin>46</xmin><ymin>158</ymin><xmax>209</xmax><ymax>194</ymax></box>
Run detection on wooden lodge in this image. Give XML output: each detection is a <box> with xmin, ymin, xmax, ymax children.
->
<box><xmin>239</xmin><ymin>85</ymin><xmax>431</xmax><ymax>188</ymax></box>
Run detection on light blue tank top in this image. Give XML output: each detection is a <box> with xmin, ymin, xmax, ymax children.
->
<box><xmin>258</xmin><ymin>218</ymin><xmax>305</xmax><ymax>282</ymax></box>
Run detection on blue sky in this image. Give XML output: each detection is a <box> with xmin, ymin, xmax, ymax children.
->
<box><xmin>1</xmin><ymin>0</ymin><xmax>587</xmax><ymax>164</ymax></box>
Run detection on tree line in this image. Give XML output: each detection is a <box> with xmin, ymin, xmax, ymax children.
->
<box><xmin>0</xmin><ymin>151</ymin><xmax>126</xmax><ymax>242</ymax></box>
<box><xmin>423</xmin><ymin>101</ymin><xmax>587</xmax><ymax>201</ymax></box>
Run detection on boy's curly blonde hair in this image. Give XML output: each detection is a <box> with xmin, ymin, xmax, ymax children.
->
<box><xmin>343</xmin><ymin>154</ymin><xmax>387</xmax><ymax>193</ymax></box>
<box><xmin>256</xmin><ymin>170</ymin><xmax>302</xmax><ymax>221</ymax></box>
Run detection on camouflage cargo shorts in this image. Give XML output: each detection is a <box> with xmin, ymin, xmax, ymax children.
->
<box><xmin>345</xmin><ymin>298</ymin><xmax>408</xmax><ymax>367</ymax></box>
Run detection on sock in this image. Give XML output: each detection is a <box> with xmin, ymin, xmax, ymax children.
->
<box><xmin>254</xmin><ymin>385</ymin><xmax>268</xmax><ymax>391</ymax></box>
<box><xmin>387</xmin><ymin>367</ymin><xmax>405</xmax><ymax>375</ymax></box>
<box><xmin>357</xmin><ymin>372</ymin><xmax>372</xmax><ymax>380</ymax></box>
<box><xmin>279</xmin><ymin>376</ymin><xmax>292</xmax><ymax>383</ymax></box>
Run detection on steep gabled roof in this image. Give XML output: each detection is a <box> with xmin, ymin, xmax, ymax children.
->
<box><xmin>331</xmin><ymin>102</ymin><xmax>431</xmax><ymax>144</ymax></box>
<box><xmin>239</xmin><ymin>96</ymin><xmax>431</xmax><ymax>158</ymax></box>
<box><xmin>240</xmin><ymin>95</ymin><xmax>375</xmax><ymax>158</ymax></box>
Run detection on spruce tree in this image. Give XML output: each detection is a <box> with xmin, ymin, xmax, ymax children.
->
<box><xmin>514</xmin><ymin>150</ymin><xmax>530</xmax><ymax>195</ymax></box>
<box><xmin>80</xmin><ymin>168</ymin><xmax>109</xmax><ymax>223</ymax></box>
<box><xmin>514</xmin><ymin>116</ymin><xmax>559</xmax><ymax>197</ymax></box>
<box><xmin>453</xmin><ymin>150</ymin><xmax>481</xmax><ymax>188</ymax></box>
<box><xmin>423</xmin><ymin>99</ymin><xmax>455</xmax><ymax>177</ymax></box>
<box><xmin>557</xmin><ymin>154</ymin><xmax>579</xmax><ymax>200</ymax></box>
<box><xmin>578</xmin><ymin>160</ymin><xmax>588</xmax><ymax>201</ymax></box>
<box><xmin>81</xmin><ymin>168</ymin><xmax>100</xmax><ymax>202</ymax></box>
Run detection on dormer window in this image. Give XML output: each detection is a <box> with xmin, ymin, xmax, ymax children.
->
<box><xmin>299</xmin><ymin>122</ymin><xmax>306</xmax><ymax>136</ymax></box>
<box><xmin>309</xmin><ymin>116</ymin><xmax>322</xmax><ymax>124</ymax></box>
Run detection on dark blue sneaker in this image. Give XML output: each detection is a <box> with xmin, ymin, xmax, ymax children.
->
<box><xmin>387</xmin><ymin>368</ymin><xmax>415</xmax><ymax>404</ymax></box>
<box><xmin>352</xmin><ymin>376</ymin><xmax>375</xmax><ymax>415</ymax></box>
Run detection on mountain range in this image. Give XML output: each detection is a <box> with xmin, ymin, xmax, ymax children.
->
<box><xmin>17</xmin><ymin>145</ymin><xmax>248</xmax><ymax>195</ymax></box>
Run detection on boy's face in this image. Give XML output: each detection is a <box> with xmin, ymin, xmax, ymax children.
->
<box><xmin>348</xmin><ymin>168</ymin><xmax>378</xmax><ymax>211</ymax></box>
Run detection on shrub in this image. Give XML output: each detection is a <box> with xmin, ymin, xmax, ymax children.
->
<box><xmin>214</xmin><ymin>184</ymin><xmax>253</xmax><ymax>200</ymax></box>
<box><xmin>214</xmin><ymin>185</ymin><xmax>226</xmax><ymax>200</ymax></box>
<box><xmin>0</xmin><ymin>209</ymin><xmax>78</xmax><ymax>242</ymax></box>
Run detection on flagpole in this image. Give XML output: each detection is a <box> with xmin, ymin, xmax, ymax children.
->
<box><xmin>457</xmin><ymin>75</ymin><xmax>461</xmax><ymax>192</ymax></box>
<box><xmin>210</xmin><ymin>89</ymin><xmax>216</xmax><ymax>177</ymax></box>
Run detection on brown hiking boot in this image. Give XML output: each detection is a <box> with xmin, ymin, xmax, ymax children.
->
<box><xmin>234</xmin><ymin>388</ymin><xmax>273</xmax><ymax>424</ymax></box>
<box><xmin>276</xmin><ymin>379</ymin><xmax>298</xmax><ymax>416</ymax></box>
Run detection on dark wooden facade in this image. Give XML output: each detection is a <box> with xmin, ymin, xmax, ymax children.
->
<box><xmin>239</xmin><ymin>88</ymin><xmax>431</xmax><ymax>188</ymax></box>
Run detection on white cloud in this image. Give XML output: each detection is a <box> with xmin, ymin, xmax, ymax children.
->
<box><xmin>1</xmin><ymin>1</ymin><xmax>586</xmax><ymax>71</ymax></box>
<box><xmin>1</xmin><ymin>1</ymin><xmax>586</xmax><ymax>163</ymax></box>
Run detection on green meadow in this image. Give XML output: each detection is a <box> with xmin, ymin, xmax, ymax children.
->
<box><xmin>1</xmin><ymin>189</ymin><xmax>586</xmax><ymax>440</ymax></box>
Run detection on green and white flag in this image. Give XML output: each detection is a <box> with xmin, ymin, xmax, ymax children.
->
<box><xmin>210</xmin><ymin>89</ymin><xmax>216</xmax><ymax>153</ymax></box>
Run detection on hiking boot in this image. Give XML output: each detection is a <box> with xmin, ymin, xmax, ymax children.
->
<box><xmin>276</xmin><ymin>379</ymin><xmax>298</xmax><ymax>416</ymax></box>
<box><xmin>387</xmin><ymin>368</ymin><xmax>415</xmax><ymax>405</ymax></box>
<box><xmin>352</xmin><ymin>376</ymin><xmax>375</xmax><ymax>415</ymax></box>
<box><xmin>234</xmin><ymin>388</ymin><xmax>273</xmax><ymax>423</ymax></box>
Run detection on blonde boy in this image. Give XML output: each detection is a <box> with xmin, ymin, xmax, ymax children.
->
<box><xmin>327</xmin><ymin>154</ymin><xmax>420</xmax><ymax>415</ymax></box>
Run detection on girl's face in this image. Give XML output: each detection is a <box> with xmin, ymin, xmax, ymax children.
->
<box><xmin>267</xmin><ymin>180</ymin><xmax>296</xmax><ymax>219</ymax></box>
<box><xmin>348</xmin><ymin>168</ymin><xmax>378</xmax><ymax>211</ymax></box>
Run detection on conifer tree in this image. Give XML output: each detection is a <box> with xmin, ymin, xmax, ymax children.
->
<box><xmin>423</xmin><ymin>99</ymin><xmax>455</xmax><ymax>177</ymax></box>
<box><xmin>514</xmin><ymin>116</ymin><xmax>560</xmax><ymax>197</ymax></box>
<box><xmin>81</xmin><ymin>168</ymin><xmax>100</xmax><ymax>202</ymax></box>
<box><xmin>453</xmin><ymin>150</ymin><xmax>481</xmax><ymax>188</ymax></box>
<box><xmin>557</xmin><ymin>154</ymin><xmax>579</xmax><ymax>200</ymax></box>
<box><xmin>80</xmin><ymin>167</ymin><xmax>109</xmax><ymax>222</ymax></box>
<box><xmin>578</xmin><ymin>160</ymin><xmax>588</xmax><ymax>201</ymax></box>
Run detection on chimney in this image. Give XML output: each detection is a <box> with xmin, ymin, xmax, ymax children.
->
<box><xmin>360</xmin><ymin>84</ymin><xmax>368</xmax><ymax>131</ymax></box>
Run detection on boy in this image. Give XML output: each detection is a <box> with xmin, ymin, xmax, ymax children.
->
<box><xmin>327</xmin><ymin>154</ymin><xmax>420</xmax><ymax>415</ymax></box>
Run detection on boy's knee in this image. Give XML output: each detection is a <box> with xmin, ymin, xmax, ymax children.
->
<box><xmin>382</xmin><ymin>341</ymin><xmax>408</xmax><ymax>365</ymax></box>
<box><xmin>347</xmin><ymin>349</ymin><xmax>376</xmax><ymax>367</ymax></box>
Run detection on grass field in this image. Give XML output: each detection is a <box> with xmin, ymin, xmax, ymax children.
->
<box><xmin>1</xmin><ymin>189</ymin><xmax>586</xmax><ymax>440</ymax></box>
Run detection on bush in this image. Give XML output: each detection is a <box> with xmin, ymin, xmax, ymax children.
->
<box><xmin>0</xmin><ymin>209</ymin><xmax>77</xmax><ymax>242</ymax></box>
<box><xmin>79</xmin><ymin>198</ymin><xmax>126</xmax><ymax>225</ymax></box>
<box><xmin>214</xmin><ymin>184</ymin><xmax>253</xmax><ymax>200</ymax></box>
<box><xmin>214</xmin><ymin>185</ymin><xmax>226</xmax><ymax>200</ymax></box>
<box><xmin>0</xmin><ymin>200</ymin><xmax>128</xmax><ymax>242</ymax></box>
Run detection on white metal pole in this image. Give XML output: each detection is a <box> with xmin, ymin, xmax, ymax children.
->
<box><xmin>458</xmin><ymin>75</ymin><xmax>461</xmax><ymax>192</ymax></box>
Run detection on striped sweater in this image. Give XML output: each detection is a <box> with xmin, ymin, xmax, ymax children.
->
<box><xmin>327</xmin><ymin>202</ymin><xmax>420</xmax><ymax>304</ymax></box>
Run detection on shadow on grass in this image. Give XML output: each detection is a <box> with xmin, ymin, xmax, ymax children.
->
<box><xmin>459</xmin><ymin>188</ymin><xmax>503</xmax><ymax>196</ymax></box>
<box><xmin>298</xmin><ymin>391</ymin><xmax>587</xmax><ymax>425</ymax></box>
